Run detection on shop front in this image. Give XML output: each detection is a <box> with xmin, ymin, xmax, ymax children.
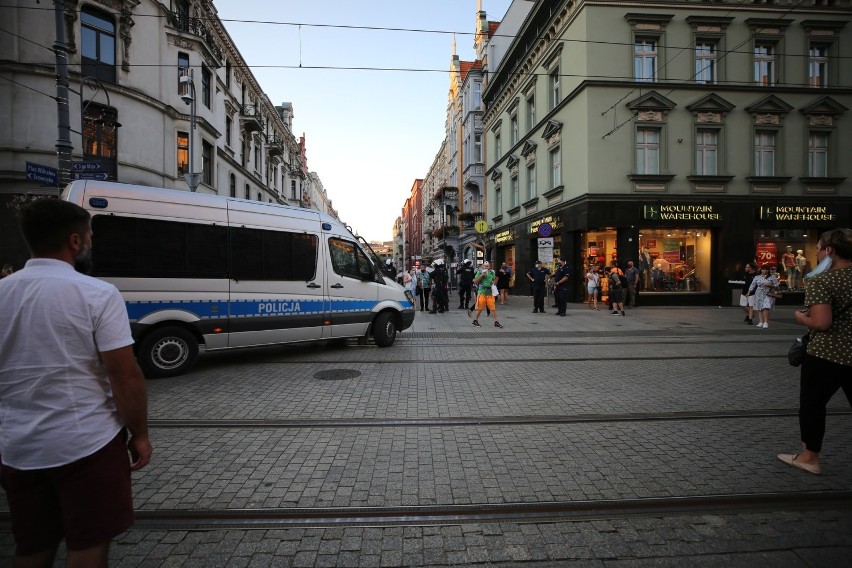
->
<box><xmin>488</xmin><ymin>196</ymin><xmax>849</xmax><ymax>307</ymax></box>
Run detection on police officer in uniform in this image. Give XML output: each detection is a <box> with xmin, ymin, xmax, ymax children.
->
<box><xmin>457</xmin><ymin>259</ymin><xmax>475</xmax><ymax>309</ymax></box>
<box><xmin>429</xmin><ymin>259</ymin><xmax>449</xmax><ymax>313</ymax></box>
<box><xmin>382</xmin><ymin>259</ymin><xmax>397</xmax><ymax>281</ymax></box>
<box><xmin>553</xmin><ymin>257</ymin><xmax>570</xmax><ymax>316</ymax></box>
<box><xmin>526</xmin><ymin>260</ymin><xmax>550</xmax><ymax>313</ymax></box>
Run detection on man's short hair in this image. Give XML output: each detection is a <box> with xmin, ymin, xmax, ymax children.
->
<box><xmin>19</xmin><ymin>198</ymin><xmax>90</xmax><ymax>255</ymax></box>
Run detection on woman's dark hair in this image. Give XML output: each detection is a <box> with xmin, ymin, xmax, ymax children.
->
<box><xmin>19</xmin><ymin>199</ymin><xmax>91</xmax><ymax>255</ymax></box>
<box><xmin>760</xmin><ymin>264</ymin><xmax>771</xmax><ymax>271</ymax></box>
<box><xmin>819</xmin><ymin>228</ymin><xmax>852</xmax><ymax>260</ymax></box>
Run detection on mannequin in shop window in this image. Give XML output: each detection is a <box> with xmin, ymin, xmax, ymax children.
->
<box><xmin>794</xmin><ymin>250</ymin><xmax>807</xmax><ymax>290</ymax></box>
<box><xmin>782</xmin><ymin>246</ymin><xmax>797</xmax><ymax>290</ymax></box>
<box><xmin>638</xmin><ymin>247</ymin><xmax>652</xmax><ymax>290</ymax></box>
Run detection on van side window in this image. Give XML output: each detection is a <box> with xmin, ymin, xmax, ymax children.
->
<box><xmin>329</xmin><ymin>238</ymin><xmax>375</xmax><ymax>281</ymax></box>
<box><xmin>229</xmin><ymin>227</ymin><xmax>317</xmax><ymax>281</ymax></box>
<box><xmin>91</xmin><ymin>215</ymin><xmax>227</xmax><ymax>278</ymax></box>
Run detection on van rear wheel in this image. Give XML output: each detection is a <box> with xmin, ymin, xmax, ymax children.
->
<box><xmin>372</xmin><ymin>312</ymin><xmax>396</xmax><ymax>347</ymax></box>
<box><xmin>138</xmin><ymin>327</ymin><xmax>198</xmax><ymax>378</ymax></box>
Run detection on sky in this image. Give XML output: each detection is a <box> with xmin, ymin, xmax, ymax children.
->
<box><xmin>214</xmin><ymin>0</ymin><xmax>513</xmax><ymax>242</ymax></box>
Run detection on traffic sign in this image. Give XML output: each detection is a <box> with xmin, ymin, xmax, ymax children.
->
<box><xmin>72</xmin><ymin>172</ymin><xmax>109</xmax><ymax>181</ymax></box>
<box><xmin>474</xmin><ymin>220</ymin><xmax>488</xmax><ymax>234</ymax></box>
<box><xmin>537</xmin><ymin>222</ymin><xmax>554</xmax><ymax>237</ymax></box>
<box><xmin>72</xmin><ymin>161</ymin><xmax>103</xmax><ymax>172</ymax></box>
<box><xmin>25</xmin><ymin>162</ymin><xmax>58</xmax><ymax>186</ymax></box>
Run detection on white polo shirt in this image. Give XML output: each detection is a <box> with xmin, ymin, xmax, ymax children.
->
<box><xmin>0</xmin><ymin>258</ymin><xmax>134</xmax><ymax>469</ymax></box>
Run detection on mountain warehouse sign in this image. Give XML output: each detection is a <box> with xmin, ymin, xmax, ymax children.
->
<box><xmin>758</xmin><ymin>205</ymin><xmax>836</xmax><ymax>222</ymax></box>
<box><xmin>643</xmin><ymin>204</ymin><xmax>721</xmax><ymax>221</ymax></box>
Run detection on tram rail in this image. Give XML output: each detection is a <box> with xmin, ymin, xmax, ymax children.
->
<box><xmin>120</xmin><ymin>491</ymin><xmax>852</xmax><ymax>529</ymax></box>
<box><xmin>148</xmin><ymin>408</ymin><xmax>852</xmax><ymax>429</ymax></box>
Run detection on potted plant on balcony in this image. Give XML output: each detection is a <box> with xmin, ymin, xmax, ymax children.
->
<box><xmin>445</xmin><ymin>225</ymin><xmax>460</xmax><ymax>237</ymax></box>
<box><xmin>433</xmin><ymin>227</ymin><xmax>444</xmax><ymax>239</ymax></box>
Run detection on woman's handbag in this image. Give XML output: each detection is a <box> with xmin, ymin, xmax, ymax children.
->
<box><xmin>491</xmin><ymin>284</ymin><xmax>499</xmax><ymax>296</ymax></box>
<box><xmin>768</xmin><ymin>290</ymin><xmax>783</xmax><ymax>299</ymax></box>
<box><xmin>788</xmin><ymin>332</ymin><xmax>810</xmax><ymax>366</ymax></box>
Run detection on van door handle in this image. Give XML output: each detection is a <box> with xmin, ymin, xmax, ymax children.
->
<box><xmin>330</xmin><ymin>283</ymin><xmax>344</xmax><ymax>289</ymax></box>
<box><xmin>306</xmin><ymin>283</ymin><xmax>321</xmax><ymax>289</ymax></box>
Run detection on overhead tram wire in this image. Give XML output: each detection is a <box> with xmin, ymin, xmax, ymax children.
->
<box><xmin>5</xmin><ymin>4</ymin><xmax>849</xmax><ymax>61</ymax></box>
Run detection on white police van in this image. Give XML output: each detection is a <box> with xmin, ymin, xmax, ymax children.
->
<box><xmin>62</xmin><ymin>181</ymin><xmax>415</xmax><ymax>378</ymax></box>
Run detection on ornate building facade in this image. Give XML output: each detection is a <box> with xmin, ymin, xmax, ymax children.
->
<box><xmin>0</xmin><ymin>0</ymin><xmax>318</xmax><ymax>266</ymax></box>
<box><xmin>483</xmin><ymin>0</ymin><xmax>852</xmax><ymax>305</ymax></box>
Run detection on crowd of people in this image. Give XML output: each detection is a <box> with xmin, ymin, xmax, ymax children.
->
<box><xmin>388</xmin><ymin>255</ymin><xmax>656</xmax><ymax>325</ymax></box>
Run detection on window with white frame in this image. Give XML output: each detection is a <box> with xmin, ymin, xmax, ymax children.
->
<box><xmin>635</xmin><ymin>128</ymin><xmax>660</xmax><ymax>175</ymax></box>
<box><xmin>177</xmin><ymin>53</ymin><xmax>189</xmax><ymax>94</ymax></box>
<box><xmin>527</xmin><ymin>164</ymin><xmax>536</xmax><ymax>199</ymax></box>
<box><xmin>510</xmin><ymin>115</ymin><xmax>519</xmax><ymax>146</ymax></box>
<box><xmin>695</xmin><ymin>129</ymin><xmax>718</xmax><ymax>175</ymax></box>
<box><xmin>177</xmin><ymin>132</ymin><xmax>189</xmax><ymax>175</ymax></box>
<box><xmin>808</xmin><ymin>44</ymin><xmax>829</xmax><ymax>87</ymax></box>
<box><xmin>291</xmin><ymin>180</ymin><xmax>297</xmax><ymax>199</ymax></box>
<box><xmin>473</xmin><ymin>81</ymin><xmax>482</xmax><ymax>110</ymax></box>
<box><xmin>549</xmin><ymin>68</ymin><xmax>560</xmax><ymax>110</ymax></box>
<box><xmin>695</xmin><ymin>42</ymin><xmax>716</xmax><ymax>84</ymax></box>
<box><xmin>81</xmin><ymin>7</ymin><xmax>116</xmax><ymax>83</ymax></box>
<box><xmin>549</xmin><ymin>147</ymin><xmax>561</xmax><ymax>188</ymax></box>
<box><xmin>526</xmin><ymin>93</ymin><xmax>536</xmax><ymax>132</ymax></box>
<box><xmin>754</xmin><ymin>130</ymin><xmax>776</xmax><ymax>176</ymax></box>
<box><xmin>808</xmin><ymin>132</ymin><xmax>828</xmax><ymax>177</ymax></box>
<box><xmin>634</xmin><ymin>39</ymin><xmax>657</xmax><ymax>82</ymax></box>
<box><xmin>510</xmin><ymin>176</ymin><xmax>519</xmax><ymax>208</ymax></box>
<box><xmin>754</xmin><ymin>44</ymin><xmax>775</xmax><ymax>86</ymax></box>
<box><xmin>474</xmin><ymin>134</ymin><xmax>482</xmax><ymax>163</ymax></box>
<box><xmin>201</xmin><ymin>140</ymin><xmax>213</xmax><ymax>185</ymax></box>
<box><xmin>495</xmin><ymin>186</ymin><xmax>502</xmax><ymax>215</ymax></box>
<box><xmin>494</xmin><ymin>132</ymin><xmax>502</xmax><ymax>160</ymax></box>
<box><xmin>201</xmin><ymin>64</ymin><xmax>211</xmax><ymax>108</ymax></box>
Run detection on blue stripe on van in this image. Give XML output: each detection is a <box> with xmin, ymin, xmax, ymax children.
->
<box><xmin>124</xmin><ymin>299</ymin><xmax>389</xmax><ymax>322</ymax></box>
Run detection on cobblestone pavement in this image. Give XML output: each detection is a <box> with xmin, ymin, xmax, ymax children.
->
<box><xmin>2</xmin><ymin>302</ymin><xmax>850</xmax><ymax>566</ymax></box>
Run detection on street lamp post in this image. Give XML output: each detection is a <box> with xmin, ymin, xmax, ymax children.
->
<box><xmin>179</xmin><ymin>69</ymin><xmax>201</xmax><ymax>192</ymax></box>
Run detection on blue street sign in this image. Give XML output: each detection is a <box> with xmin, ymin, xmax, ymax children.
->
<box><xmin>72</xmin><ymin>172</ymin><xmax>109</xmax><ymax>181</ymax></box>
<box><xmin>25</xmin><ymin>162</ymin><xmax>58</xmax><ymax>186</ymax></box>
<box><xmin>538</xmin><ymin>222</ymin><xmax>554</xmax><ymax>237</ymax></box>
<box><xmin>72</xmin><ymin>161</ymin><xmax>103</xmax><ymax>172</ymax></box>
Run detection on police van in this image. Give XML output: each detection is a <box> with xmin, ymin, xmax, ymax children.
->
<box><xmin>62</xmin><ymin>181</ymin><xmax>415</xmax><ymax>378</ymax></box>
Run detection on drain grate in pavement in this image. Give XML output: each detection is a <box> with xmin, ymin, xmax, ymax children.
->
<box><xmin>313</xmin><ymin>369</ymin><xmax>362</xmax><ymax>381</ymax></box>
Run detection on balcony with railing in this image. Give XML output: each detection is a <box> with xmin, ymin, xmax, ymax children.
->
<box><xmin>240</xmin><ymin>105</ymin><xmax>264</xmax><ymax>133</ymax></box>
<box><xmin>169</xmin><ymin>12</ymin><xmax>223</xmax><ymax>61</ymax></box>
<box><xmin>266</xmin><ymin>135</ymin><xmax>283</xmax><ymax>156</ymax></box>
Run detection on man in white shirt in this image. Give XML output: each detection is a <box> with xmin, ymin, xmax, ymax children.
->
<box><xmin>0</xmin><ymin>199</ymin><xmax>152</xmax><ymax>567</ymax></box>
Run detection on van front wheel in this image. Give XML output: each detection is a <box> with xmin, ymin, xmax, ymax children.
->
<box><xmin>372</xmin><ymin>312</ymin><xmax>396</xmax><ymax>347</ymax></box>
<box><xmin>138</xmin><ymin>327</ymin><xmax>198</xmax><ymax>378</ymax></box>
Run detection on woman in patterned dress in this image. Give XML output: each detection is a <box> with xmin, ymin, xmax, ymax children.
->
<box><xmin>748</xmin><ymin>264</ymin><xmax>779</xmax><ymax>328</ymax></box>
<box><xmin>779</xmin><ymin>228</ymin><xmax>852</xmax><ymax>475</ymax></box>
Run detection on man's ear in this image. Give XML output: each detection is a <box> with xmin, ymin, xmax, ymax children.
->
<box><xmin>67</xmin><ymin>231</ymin><xmax>82</xmax><ymax>255</ymax></box>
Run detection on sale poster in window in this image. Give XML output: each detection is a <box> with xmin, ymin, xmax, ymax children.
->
<box><xmin>756</xmin><ymin>241</ymin><xmax>777</xmax><ymax>267</ymax></box>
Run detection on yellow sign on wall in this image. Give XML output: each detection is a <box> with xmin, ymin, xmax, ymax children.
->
<box><xmin>475</xmin><ymin>220</ymin><xmax>488</xmax><ymax>234</ymax></box>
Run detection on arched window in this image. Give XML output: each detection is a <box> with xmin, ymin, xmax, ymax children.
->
<box><xmin>81</xmin><ymin>6</ymin><xmax>116</xmax><ymax>82</ymax></box>
<box><xmin>229</xmin><ymin>174</ymin><xmax>236</xmax><ymax>198</ymax></box>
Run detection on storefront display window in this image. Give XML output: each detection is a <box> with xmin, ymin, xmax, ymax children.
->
<box><xmin>639</xmin><ymin>228</ymin><xmax>711</xmax><ymax>293</ymax></box>
<box><xmin>754</xmin><ymin>229</ymin><xmax>819</xmax><ymax>291</ymax></box>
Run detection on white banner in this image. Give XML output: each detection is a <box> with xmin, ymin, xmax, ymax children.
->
<box><xmin>537</xmin><ymin>238</ymin><xmax>554</xmax><ymax>262</ymax></box>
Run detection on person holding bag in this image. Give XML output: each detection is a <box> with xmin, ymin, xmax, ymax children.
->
<box><xmin>470</xmin><ymin>261</ymin><xmax>502</xmax><ymax>328</ymax></box>
<box><xmin>778</xmin><ymin>228</ymin><xmax>852</xmax><ymax>475</ymax></box>
<box><xmin>748</xmin><ymin>264</ymin><xmax>779</xmax><ymax>328</ymax></box>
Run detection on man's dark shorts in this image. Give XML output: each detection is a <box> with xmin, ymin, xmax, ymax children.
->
<box><xmin>1</xmin><ymin>429</ymin><xmax>133</xmax><ymax>555</ymax></box>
